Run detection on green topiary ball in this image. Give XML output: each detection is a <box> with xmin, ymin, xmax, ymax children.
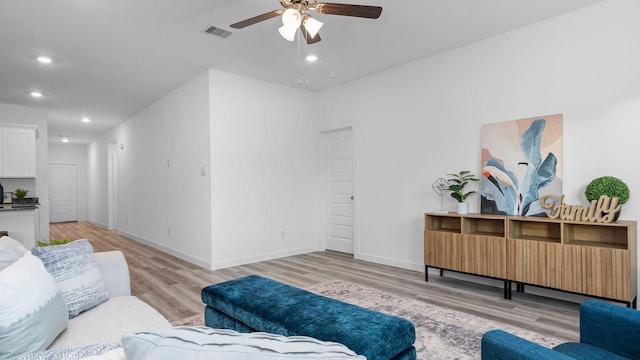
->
<box><xmin>585</xmin><ymin>176</ymin><xmax>630</xmax><ymax>204</ymax></box>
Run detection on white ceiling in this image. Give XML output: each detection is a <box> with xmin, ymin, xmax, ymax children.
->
<box><xmin>0</xmin><ymin>0</ymin><xmax>606</xmax><ymax>145</ymax></box>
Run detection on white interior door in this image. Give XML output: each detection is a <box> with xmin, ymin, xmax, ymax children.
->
<box><xmin>49</xmin><ymin>164</ymin><xmax>78</xmax><ymax>223</ymax></box>
<box><xmin>324</xmin><ymin>128</ymin><xmax>354</xmax><ymax>254</ymax></box>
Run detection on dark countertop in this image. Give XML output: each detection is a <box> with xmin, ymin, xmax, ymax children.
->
<box><xmin>0</xmin><ymin>204</ymin><xmax>39</xmax><ymax>211</ymax></box>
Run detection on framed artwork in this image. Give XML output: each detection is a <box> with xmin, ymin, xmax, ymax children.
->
<box><xmin>480</xmin><ymin>114</ymin><xmax>563</xmax><ymax>216</ymax></box>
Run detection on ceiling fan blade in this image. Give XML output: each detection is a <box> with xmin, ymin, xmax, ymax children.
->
<box><xmin>300</xmin><ymin>24</ymin><xmax>322</xmax><ymax>44</ymax></box>
<box><xmin>315</xmin><ymin>3</ymin><xmax>382</xmax><ymax>19</ymax></box>
<box><xmin>230</xmin><ymin>10</ymin><xmax>284</xmax><ymax>29</ymax></box>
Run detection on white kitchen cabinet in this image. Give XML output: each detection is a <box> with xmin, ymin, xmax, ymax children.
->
<box><xmin>0</xmin><ymin>209</ymin><xmax>38</xmax><ymax>248</ymax></box>
<box><xmin>0</xmin><ymin>127</ymin><xmax>36</xmax><ymax>178</ymax></box>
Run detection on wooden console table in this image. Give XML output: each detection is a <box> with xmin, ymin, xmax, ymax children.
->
<box><xmin>424</xmin><ymin>212</ymin><xmax>637</xmax><ymax>308</ymax></box>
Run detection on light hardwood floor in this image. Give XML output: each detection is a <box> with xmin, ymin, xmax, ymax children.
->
<box><xmin>50</xmin><ymin>221</ymin><xmax>580</xmax><ymax>341</ymax></box>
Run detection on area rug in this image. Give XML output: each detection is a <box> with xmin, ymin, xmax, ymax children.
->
<box><xmin>171</xmin><ymin>314</ymin><xmax>204</xmax><ymax>327</ymax></box>
<box><xmin>172</xmin><ymin>280</ymin><xmax>567</xmax><ymax>359</ymax></box>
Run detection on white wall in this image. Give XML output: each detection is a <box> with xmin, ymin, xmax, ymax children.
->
<box><xmin>48</xmin><ymin>143</ymin><xmax>88</xmax><ymax>221</ymax></box>
<box><xmin>86</xmin><ymin>69</ymin><xmax>320</xmax><ymax>270</ymax></box>
<box><xmin>88</xmin><ymin>71</ymin><xmax>213</xmax><ymax>266</ymax></box>
<box><xmin>318</xmin><ymin>0</ymin><xmax>640</xmax><ymax>272</ymax></box>
<box><xmin>0</xmin><ymin>103</ymin><xmax>49</xmax><ymax>241</ymax></box>
<box><xmin>208</xmin><ymin>69</ymin><xmax>320</xmax><ymax>269</ymax></box>
<box><xmin>87</xmin><ymin>130</ymin><xmax>112</xmax><ymax>228</ymax></box>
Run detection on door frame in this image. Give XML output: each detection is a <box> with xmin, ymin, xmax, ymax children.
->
<box><xmin>107</xmin><ymin>140</ymin><xmax>118</xmax><ymax>230</ymax></box>
<box><xmin>319</xmin><ymin>126</ymin><xmax>358</xmax><ymax>255</ymax></box>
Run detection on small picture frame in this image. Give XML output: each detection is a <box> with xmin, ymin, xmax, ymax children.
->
<box><xmin>2</xmin><ymin>192</ymin><xmax>12</xmax><ymax>204</ymax></box>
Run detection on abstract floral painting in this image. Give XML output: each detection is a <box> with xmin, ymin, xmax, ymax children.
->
<box><xmin>481</xmin><ymin>114</ymin><xmax>563</xmax><ymax>216</ymax></box>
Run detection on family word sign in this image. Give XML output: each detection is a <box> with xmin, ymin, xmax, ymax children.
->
<box><xmin>539</xmin><ymin>194</ymin><xmax>622</xmax><ymax>223</ymax></box>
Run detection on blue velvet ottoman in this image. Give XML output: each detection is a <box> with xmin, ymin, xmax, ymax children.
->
<box><xmin>201</xmin><ymin>275</ymin><xmax>416</xmax><ymax>360</ymax></box>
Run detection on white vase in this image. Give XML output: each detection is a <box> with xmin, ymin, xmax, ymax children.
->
<box><xmin>457</xmin><ymin>202</ymin><xmax>469</xmax><ymax>214</ymax></box>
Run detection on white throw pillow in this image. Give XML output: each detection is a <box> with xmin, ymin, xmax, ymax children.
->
<box><xmin>0</xmin><ymin>252</ymin><xmax>69</xmax><ymax>359</ymax></box>
<box><xmin>0</xmin><ymin>242</ymin><xmax>21</xmax><ymax>271</ymax></box>
<box><xmin>122</xmin><ymin>326</ymin><xmax>365</xmax><ymax>359</ymax></box>
<box><xmin>0</xmin><ymin>235</ymin><xmax>28</xmax><ymax>254</ymax></box>
<box><xmin>0</xmin><ymin>235</ymin><xmax>28</xmax><ymax>270</ymax></box>
<box><xmin>32</xmin><ymin>239</ymin><xmax>109</xmax><ymax>318</ymax></box>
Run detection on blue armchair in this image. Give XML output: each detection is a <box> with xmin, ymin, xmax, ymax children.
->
<box><xmin>481</xmin><ymin>300</ymin><xmax>640</xmax><ymax>360</ymax></box>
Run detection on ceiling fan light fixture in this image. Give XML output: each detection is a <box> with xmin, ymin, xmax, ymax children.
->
<box><xmin>232</xmin><ymin>2</ymin><xmax>383</xmax><ymax>45</ymax></box>
<box><xmin>278</xmin><ymin>24</ymin><xmax>298</xmax><ymax>41</ymax></box>
<box><xmin>279</xmin><ymin>8</ymin><xmax>301</xmax><ymax>41</ymax></box>
<box><xmin>281</xmin><ymin>8</ymin><xmax>301</xmax><ymax>26</ymax></box>
<box><xmin>303</xmin><ymin>16</ymin><xmax>323</xmax><ymax>38</ymax></box>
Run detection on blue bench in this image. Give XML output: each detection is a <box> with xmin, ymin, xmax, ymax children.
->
<box><xmin>201</xmin><ymin>275</ymin><xmax>416</xmax><ymax>360</ymax></box>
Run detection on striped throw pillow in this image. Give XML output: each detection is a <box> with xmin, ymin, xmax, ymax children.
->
<box><xmin>14</xmin><ymin>342</ymin><xmax>121</xmax><ymax>360</ymax></box>
<box><xmin>122</xmin><ymin>326</ymin><xmax>365</xmax><ymax>359</ymax></box>
<box><xmin>31</xmin><ymin>239</ymin><xmax>109</xmax><ymax>318</ymax></box>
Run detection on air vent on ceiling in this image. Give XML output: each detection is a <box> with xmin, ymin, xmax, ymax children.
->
<box><xmin>202</xmin><ymin>25</ymin><xmax>232</xmax><ymax>39</ymax></box>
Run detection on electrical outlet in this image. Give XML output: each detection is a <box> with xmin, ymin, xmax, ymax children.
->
<box><xmin>168</xmin><ymin>228</ymin><xmax>171</xmax><ymax>236</ymax></box>
<box><xmin>280</xmin><ymin>230</ymin><xmax>285</xmax><ymax>239</ymax></box>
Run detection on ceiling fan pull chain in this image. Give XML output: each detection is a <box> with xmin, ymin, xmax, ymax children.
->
<box><xmin>297</xmin><ymin>29</ymin><xmax>302</xmax><ymax>86</ymax></box>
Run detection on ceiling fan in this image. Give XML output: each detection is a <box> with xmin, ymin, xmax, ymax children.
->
<box><xmin>230</xmin><ymin>0</ymin><xmax>382</xmax><ymax>44</ymax></box>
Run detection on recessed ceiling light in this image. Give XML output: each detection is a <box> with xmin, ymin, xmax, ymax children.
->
<box><xmin>30</xmin><ymin>91</ymin><xmax>43</xmax><ymax>98</ymax></box>
<box><xmin>82</xmin><ymin>117</ymin><xmax>91</xmax><ymax>123</ymax></box>
<box><xmin>306</xmin><ymin>54</ymin><xmax>318</xmax><ymax>62</ymax></box>
<box><xmin>328</xmin><ymin>73</ymin><xmax>338</xmax><ymax>79</ymax></box>
<box><xmin>59</xmin><ymin>135</ymin><xmax>69</xmax><ymax>143</ymax></box>
<box><xmin>37</xmin><ymin>56</ymin><xmax>53</xmax><ymax>64</ymax></box>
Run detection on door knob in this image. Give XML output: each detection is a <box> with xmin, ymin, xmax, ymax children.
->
<box><xmin>350</xmin><ymin>196</ymin><xmax>354</xmax><ymax>200</ymax></box>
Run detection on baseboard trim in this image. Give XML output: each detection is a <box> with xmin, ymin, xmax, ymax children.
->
<box><xmin>210</xmin><ymin>245</ymin><xmax>320</xmax><ymax>270</ymax></box>
<box><xmin>355</xmin><ymin>252</ymin><xmax>424</xmax><ymax>272</ymax></box>
<box><xmin>117</xmin><ymin>229</ymin><xmax>212</xmax><ymax>269</ymax></box>
<box><xmin>88</xmin><ymin>219</ymin><xmax>108</xmax><ymax>229</ymax></box>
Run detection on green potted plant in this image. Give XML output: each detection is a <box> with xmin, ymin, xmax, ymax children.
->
<box><xmin>13</xmin><ymin>188</ymin><xmax>29</xmax><ymax>205</ymax></box>
<box><xmin>36</xmin><ymin>237</ymin><xmax>72</xmax><ymax>247</ymax></box>
<box><xmin>14</xmin><ymin>188</ymin><xmax>29</xmax><ymax>199</ymax></box>
<box><xmin>585</xmin><ymin>176</ymin><xmax>629</xmax><ymax>220</ymax></box>
<box><xmin>446</xmin><ymin>170</ymin><xmax>480</xmax><ymax>214</ymax></box>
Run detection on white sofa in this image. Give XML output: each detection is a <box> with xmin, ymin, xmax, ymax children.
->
<box><xmin>48</xmin><ymin>251</ymin><xmax>172</xmax><ymax>349</ymax></box>
<box><xmin>41</xmin><ymin>252</ymin><xmax>365</xmax><ymax>360</ymax></box>
<box><xmin>3</xmin><ymin>241</ymin><xmax>366</xmax><ymax>360</ymax></box>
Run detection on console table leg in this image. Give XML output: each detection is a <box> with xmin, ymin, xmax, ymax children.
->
<box><xmin>425</xmin><ymin>265</ymin><xmax>429</xmax><ymax>282</ymax></box>
<box><xmin>440</xmin><ymin>269</ymin><xmax>444</xmax><ymax>277</ymax></box>
<box><xmin>504</xmin><ymin>280</ymin><xmax>512</xmax><ymax>300</ymax></box>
